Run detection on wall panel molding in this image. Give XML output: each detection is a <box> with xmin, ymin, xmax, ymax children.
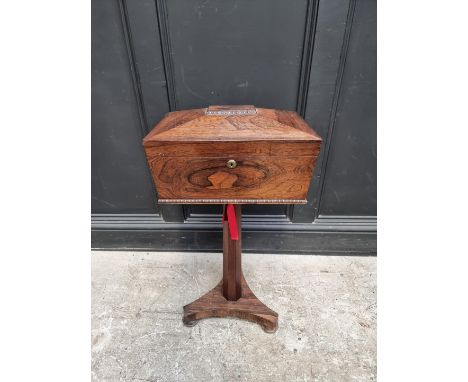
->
<box><xmin>287</xmin><ymin>0</ymin><xmax>320</xmax><ymax>221</ymax></box>
<box><xmin>92</xmin><ymin>213</ymin><xmax>375</xmax><ymax>232</ymax></box>
<box><xmin>314</xmin><ymin>0</ymin><xmax>357</xmax><ymax>217</ymax></box>
<box><xmin>155</xmin><ymin>0</ymin><xmax>185</xmax><ymax>221</ymax></box>
<box><xmin>118</xmin><ymin>0</ymin><xmax>150</xmax><ymax>135</ymax></box>
<box><xmin>92</xmin><ymin>213</ymin><xmax>376</xmax><ymax>254</ymax></box>
<box><xmin>155</xmin><ymin>0</ymin><xmax>177</xmax><ymax>110</ymax></box>
<box><xmin>118</xmin><ymin>0</ymin><xmax>160</xmax><ymax>210</ymax></box>
<box><xmin>92</xmin><ymin>0</ymin><xmax>160</xmax><ymax>213</ymax></box>
<box><xmin>292</xmin><ymin>0</ymin><xmax>356</xmax><ymax>223</ymax></box>
<box><xmin>296</xmin><ymin>0</ymin><xmax>320</xmax><ymax>118</ymax></box>
<box><xmin>317</xmin><ymin>0</ymin><xmax>376</xmax><ymax>215</ymax></box>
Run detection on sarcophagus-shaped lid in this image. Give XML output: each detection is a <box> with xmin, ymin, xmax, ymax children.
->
<box><xmin>143</xmin><ymin>105</ymin><xmax>321</xmax><ymax>145</ymax></box>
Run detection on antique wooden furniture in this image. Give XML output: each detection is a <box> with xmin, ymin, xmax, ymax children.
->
<box><xmin>143</xmin><ymin>105</ymin><xmax>321</xmax><ymax>332</ymax></box>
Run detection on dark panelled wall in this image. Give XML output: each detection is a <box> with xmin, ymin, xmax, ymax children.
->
<box><xmin>319</xmin><ymin>0</ymin><xmax>377</xmax><ymax>216</ymax></box>
<box><xmin>91</xmin><ymin>0</ymin><xmax>159</xmax><ymax>214</ymax></box>
<box><xmin>92</xmin><ymin>0</ymin><xmax>377</xmax><ymax>254</ymax></box>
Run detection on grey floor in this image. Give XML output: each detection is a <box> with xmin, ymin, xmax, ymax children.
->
<box><xmin>92</xmin><ymin>251</ymin><xmax>376</xmax><ymax>382</ymax></box>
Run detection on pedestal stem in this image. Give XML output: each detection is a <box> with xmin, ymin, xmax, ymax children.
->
<box><xmin>182</xmin><ymin>204</ymin><xmax>278</xmax><ymax>332</ymax></box>
<box><xmin>223</xmin><ymin>204</ymin><xmax>242</xmax><ymax>301</ymax></box>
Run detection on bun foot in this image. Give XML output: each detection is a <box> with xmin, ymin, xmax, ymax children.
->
<box><xmin>261</xmin><ymin>321</ymin><xmax>278</xmax><ymax>333</ymax></box>
<box><xmin>182</xmin><ymin>317</ymin><xmax>198</xmax><ymax>327</ymax></box>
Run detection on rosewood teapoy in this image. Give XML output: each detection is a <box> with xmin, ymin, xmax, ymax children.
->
<box><xmin>143</xmin><ymin>105</ymin><xmax>322</xmax><ymax>332</ymax></box>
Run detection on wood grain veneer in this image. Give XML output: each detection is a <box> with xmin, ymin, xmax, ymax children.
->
<box><xmin>143</xmin><ymin>105</ymin><xmax>322</xmax><ymax>204</ymax></box>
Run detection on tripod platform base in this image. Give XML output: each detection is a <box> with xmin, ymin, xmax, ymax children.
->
<box><xmin>183</xmin><ymin>275</ymin><xmax>278</xmax><ymax>333</ymax></box>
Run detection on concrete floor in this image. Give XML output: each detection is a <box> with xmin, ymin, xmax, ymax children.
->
<box><xmin>92</xmin><ymin>251</ymin><xmax>376</xmax><ymax>382</ymax></box>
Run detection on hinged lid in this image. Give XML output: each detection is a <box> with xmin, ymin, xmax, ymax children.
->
<box><xmin>143</xmin><ymin>105</ymin><xmax>321</xmax><ymax>145</ymax></box>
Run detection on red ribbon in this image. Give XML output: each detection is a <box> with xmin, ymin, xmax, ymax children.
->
<box><xmin>222</xmin><ymin>204</ymin><xmax>239</xmax><ymax>240</ymax></box>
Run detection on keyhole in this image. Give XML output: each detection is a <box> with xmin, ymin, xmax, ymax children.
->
<box><xmin>227</xmin><ymin>159</ymin><xmax>237</xmax><ymax>169</ymax></box>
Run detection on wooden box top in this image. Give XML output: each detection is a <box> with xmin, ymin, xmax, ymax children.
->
<box><xmin>143</xmin><ymin>105</ymin><xmax>321</xmax><ymax>146</ymax></box>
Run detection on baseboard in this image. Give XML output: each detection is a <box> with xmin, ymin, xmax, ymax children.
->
<box><xmin>92</xmin><ymin>214</ymin><xmax>376</xmax><ymax>255</ymax></box>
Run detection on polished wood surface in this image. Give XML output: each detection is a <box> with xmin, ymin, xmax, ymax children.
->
<box><xmin>143</xmin><ymin>106</ymin><xmax>321</xmax><ymax>144</ymax></box>
<box><xmin>182</xmin><ymin>276</ymin><xmax>279</xmax><ymax>333</ymax></box>
<box><xmin>144</xmin><ymin>141</ymin><xmax>320</xmax><ymax>157</ymax></box>
<box><xmin>223</xmin><ymin>204</ymin><xmax>242</xmax><ymax>300</ymax></box>
<box><xmin>143</xmin><ymin>105</ymin><xmax>321</xmax><ymax>204</ymax></box>
<box><xmin>183</xmin><ymin>205</ymin><xmax>278</xmax><ymax>332</ymax></box>
<box><xmin>148</xmin><ymin>155</ymin><xmax>317</xmax><ymax>201</ymax></box>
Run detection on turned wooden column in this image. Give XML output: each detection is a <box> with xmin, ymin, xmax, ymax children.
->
<box><xmin>223</xmin><ymin>204</ymin><xmax>242</xmax><ymax>301</ymax></box>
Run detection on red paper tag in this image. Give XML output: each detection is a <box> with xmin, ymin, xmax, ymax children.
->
<box><xmin>222</xmin><ymin>204</ymin><xmax>238</xmax><ymax>240</ymax></box>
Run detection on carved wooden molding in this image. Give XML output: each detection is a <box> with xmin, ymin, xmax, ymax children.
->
<box><xmin>158</xmin><ymin>199</ymin><xmax>307</xmax><ymax>204</ymax></box>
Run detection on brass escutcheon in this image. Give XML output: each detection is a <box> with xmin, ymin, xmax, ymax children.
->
<box><xmin>226</xmin><ymin>159</ymin><xmax>237</xmax><ymax>169</ymax></box>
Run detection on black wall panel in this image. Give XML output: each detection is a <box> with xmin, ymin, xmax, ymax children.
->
<box><xmin>295</xmin><ymin>0</ymin><xmax>351</xmax><ymax>222</ymax></box>
<box><xmin>319</xmin><ymin>0</ymin><xmax>377</xmax><ymax>216</ymax></box>
<box><xmin>167</xmin><ymin>0</ymin><xmax>309</xmax><ymax>110</ymax></box>
<box><xmin>91</xmin><ymin>0</ymin><xmax>377</xmax><ymax>253</ymax></box>
<box><xmin>91</xmin><ymin>0</ymin><xmax>158</xmax><ymax>214</ymax></box>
